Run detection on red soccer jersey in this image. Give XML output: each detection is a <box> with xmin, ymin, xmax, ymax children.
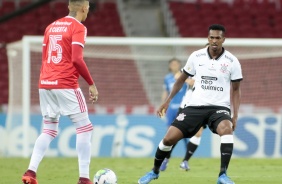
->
<box><xmin>39</xmin><ymin>16</ymin><xmax>87</xmax><ymax>89</ymax></box>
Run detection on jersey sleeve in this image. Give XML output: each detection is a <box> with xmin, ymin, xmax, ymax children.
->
<box><xmin>72</xmin><ymin>25</ymin><xmax>87</xmax><ymax>48</ymax></box>
<box><xmin>164</xmin><ymin>77</ymin><xmax>169</xmax><ymax>92</ymax></box>
<box><xmin>183</xmin><ymin>52</ymin><xmax>196</xmax><ymax>76</ymax></box>
<box><xmin>42</xmin><ymin>26</ymin><xmax>50</xmax><ymax>61</ymax></box>
<box><xmin>231</xmin><ymin>58</ymin><xmax>243</xmax><ymax>81</ymax></box>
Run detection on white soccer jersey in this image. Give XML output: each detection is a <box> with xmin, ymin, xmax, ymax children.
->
<box><xmin>180</xmin><ymin>87</ymin><xmax>193</xmax><ymax>109</ymax></box>
<box><xmin>183</xmin><ymin>47</ymin><xmax>243</xmax><ymax>108</ymax></box>
<box><xmin>179</xmin><ymin>76</ymin><xmax>195</xmax><ymax>109</ymax></box>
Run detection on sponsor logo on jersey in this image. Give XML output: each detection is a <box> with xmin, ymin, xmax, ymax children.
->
<box><xmin>54</xmin><ymin>21</ymin><xmax>72</xmax><ymax>26</ymax></box>
<box><xmin>201</xmin><ymin>85</ymin><xmax>223</xmax><ymax>91</ymax></box>
<box><xmin>209</xmin><ymin>64</ymin><xmax>216</xmax><ymax>71</ymax></box>
<box><xmin>225</xmin><ymin>55</ymin><xmax>233</xmax><ymax>62</ymax></box>
<box><xmin>41</xmin><ymin>80</ymin><xmax>58</xmax><ymax>85</ymax></box>
<box><xmin>201</xmin><ymin>76</ymin><xmax>217</xmax><ymax>80</ymax></box>
<box><xmin>187</xmin><ymin>66</ymin><xmax>192</xmax><ymax>72</ymax></box>
<box><xmin>201</xmin><ymin>76</ymin><xmax>223</xmax><ymax>91</ymax></box>
<box><xmin>196</xmin><ymin>53</ymin><xmax>206</xmax><ymax>57</ymax></box>
<box><xmin>216</xmin><ymin>110</ymin><xmax>230</xmax><ymax>115</ymax></box>
<box><xmin>176</xmin><ymin>113</ymin><xmax>186</xmax><ymax>121</ymax></box>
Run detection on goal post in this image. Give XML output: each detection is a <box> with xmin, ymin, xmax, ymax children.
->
<box><xmin>6</xmin><ymin>36</ymin><xmax>282</xmax><ymax>157</ymax></box>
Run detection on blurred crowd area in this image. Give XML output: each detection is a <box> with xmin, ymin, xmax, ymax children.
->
<box><xmin>0</xmin><ymin>0</ymin><xmax>282</xmax><ymax>113</ymax></box>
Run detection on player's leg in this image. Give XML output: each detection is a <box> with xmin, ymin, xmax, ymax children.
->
<box><xmin>216</xmin><ymin>119</ymin><xmax>234</xmax><ymax>184</ymax></box>
<box><xmin>160</xmin><ymin>107</ymin><xmax>178</xmax><ymax>171</ymax></box>
<box><xmin>22</xmin><ymin>116</ymin><xmax>59</xmax><ymax>184</ymax></box>
<box><xmin>216</xmin><ymin>119</ymin><xmax>235</xmax><ymax>184</ymax></box>
<box><xmin>138</xmin><ymin>126</ymin><xmax>184</xmax><ymax>184</ymax></box>
<box><xmin>208</xmin><ymin>107</ymin><xmax>235</xmax><ymax>184</ymax></box>
<box><xmin>22</xmin><ymin>89</ymin><xmax>59</xmax><ymax>184</ymax></box>
<box><xmin>59</xmin><ymin>88</ymin><xmax>93</xmax><ymax>184</ymax></box>
<box><xmin>180</xmin><ymin>126</ymin><xmax>204</xmax><ymax>171</ymax></box>
<box><xmin>69</xmin><ymin>112</ymin><xmax>93</xmax><ymax>184</ymax></box>
<box><xmin>138</xmin><ymin>106</ymin><xmax>203</xmax><ymax>184</ymax></box>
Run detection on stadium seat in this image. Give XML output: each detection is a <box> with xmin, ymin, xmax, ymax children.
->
<box><xmin>0</xmin><ymin>1</ymin><xmax>16</xmax><ymax>16</ymax></box>
<box><xmin>0</xmin><ymin>1</ymin><xmax>125</xmax><ymax>107</ymax></box>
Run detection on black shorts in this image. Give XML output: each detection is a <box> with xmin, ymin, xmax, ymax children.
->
<box><xmin>172</xmin><ymin>106</ymin><xmax>231</xmax><ymax>138</ymax></box>
<box><xmin>177</xmin><ymin>108</ymin><xmax>207</xmax><ymax>129</ymax></box>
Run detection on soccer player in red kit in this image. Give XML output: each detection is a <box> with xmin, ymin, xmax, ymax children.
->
<box><xmin>22</xmin><ymin>1</ymin><xmax>98</xmax><ymax>184</ymax></box>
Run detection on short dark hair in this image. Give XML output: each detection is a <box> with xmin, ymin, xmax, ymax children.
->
<box><xmin>168</xmin><ymin>58</ymin><xmax>181</xmax><ymax>64</ymax></box>
<box><xmin>208</xmin><ymin>24</ymin><xmax>226</xmax><ymax>34</ymax></box>
<box><xmin>168</xmin><ymin>58</ymin><xmax>181</xmax><ymax>72</ymax></box>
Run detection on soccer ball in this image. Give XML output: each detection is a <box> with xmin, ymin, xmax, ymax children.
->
<box><xmin>93</xmin><ymin>168</ymin><xmax>117</xmax><ymax>184</ymax></box>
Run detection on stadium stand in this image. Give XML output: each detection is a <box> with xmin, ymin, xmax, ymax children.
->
<box><xmin>168</xmin><ymin>0</ymin><xmax>282</xmax><ymax>38</ymax></box>
<box><xmin>1</xmin><ymin>0</ymin><xmax>281</xmax><ymax>112</ymax></box>
<box><xmin>0</xmin><ymin>0</ymin><xmax>127</xmax><ymax>107</ymax></box>
<box><xmin>240</xmin><ymin>58</ymin><xmax>282</xmax><ymax>112</ymax></box>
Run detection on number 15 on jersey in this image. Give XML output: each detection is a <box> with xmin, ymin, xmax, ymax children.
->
<box><xmin>47</xmin><ymin>35</ymin><xmax>63</xmax><ymax>64</ymax></box>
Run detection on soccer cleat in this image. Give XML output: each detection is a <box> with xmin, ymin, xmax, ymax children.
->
<box><xmin>179</xmin><ymin>160</ymin><xmax>190</xmax><ymax>171</ymax></box>
<box><xmin>78</xmin><ymin>177</ymin><xmax>93</xmax><ymax>184</ymax></box>
<box><xmin>217</xmin><ymin>173</ymin><xmax>235</xmax><ymax>184</ymax></box>
<box><xmin>160</xmin><ymin>158</ymin><xmax>169</xmax><ymax>171</ymax></box>
<box><xmin>22</xmin><ymin>170</ymin><xmax>38</xmax><ymax>184</ymax></box>
<box><xmin>138</xmin><ymin>170</ymin><xmax>159</xmax><ymax>184</ymax></box>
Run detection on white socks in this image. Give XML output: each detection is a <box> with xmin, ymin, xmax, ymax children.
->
<box><xmin>221</xmin><ymin>135</ymin><xmax>234</xmax><ymax>143</ymax></box>
<box><xmin>158</xmin><ymin>140</ymin><xmax>173</xmax><ymax>151</ymax></box>
<box><xmin>189</xmin><ymin>136</ymin><xmax>201</xmax><ymax>145</ymax></box>
<box><xmin>75</xmin><ymin>120</ymin><xmax>93</xmax><ymax>179</ymax></box>
<box><xmin>28</xmin><ymin>116</ymin><xmax>93</xmax><ymax>180</ymax></box>
<box><xmin>28</xmin><ymin>133</ymin><xmax>55</xmax><ymax>172</ymax></box>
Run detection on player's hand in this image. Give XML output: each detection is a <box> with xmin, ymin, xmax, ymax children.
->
<box><xmin>89</xmin><ymin>84</ymin><xmax>98</xmax><ymax>103</ymax></box>
<box><xmin>231</xmin><ymin>116</ymin><xmax>238</xmax><ymax>131</ymax></box>
<box><xmin>157</xmin><ymin>102</ymin><xmax>169</xmax><ymax>118</ymax></box>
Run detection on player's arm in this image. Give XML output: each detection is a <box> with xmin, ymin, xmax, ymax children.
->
<box><xmin>161</xmin><ymin>78</ymin><xmax>169</xmax><ymax>103</ymax></box>
<box><xmin>230</xmin><ymin>57</ymin><xmax>243</xmax><ymax>130</ymax></box>
<box><xmin>167</xmin><ymin>72</ymin><xmax>188</xmax><ymax>101</ymax></box>
<box><xmin>157</xmin><ymin>72</ymin><xmax>188</xmax><ymax>117</ymax></box>
<box><xmin>72</xmin><ymin>44</ymin><xmax>98</xmax><ymax>103</ymax></box>
<box><xmin>185</xmin><ymin>77</ymin><xmax>194</xmax><ymax>88</ymax></box>
<box><xmin>231</xmin><ymin>81</ymin><xmax>241</xmax><ymax>130</ymax></box>
<box><xmin>161</xmin><ymin>90</ymin><xmax>168</xmax><ymax>103</ymax></box>
<box><xmin>72</xmin><ymin>44</ymin><xmax>94</xmax><ymax>85</ymax></box>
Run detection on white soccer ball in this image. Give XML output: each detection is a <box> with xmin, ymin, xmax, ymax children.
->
<box><xmin>93</xmin><ymin>168</ymin><xmax>117</xmax><ymax>184</ymax></box>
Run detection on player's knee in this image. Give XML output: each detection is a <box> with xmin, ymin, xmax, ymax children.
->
<box><xmin>162</xmin><ymin>137</ymin><xmax>175</xmax><ymax>146</ymax></box>
<box><xmin>69</xmin><ymin>112</ymin><xmax>89</xmax><ymax>123</ymax></box>
<box><xmin>70</xmin><ymin>112</ymin><xmax>93</xmax><ymax>134</ymax></box>
<box><xmin>158</xmin><ymin>140</ymin><xmax>172</xmax><ymax>151</ymax></box>
<box><xmin>42</xmin><ymin>117</ymin><xmax>59</xmax><ymax>138</ymax></box>
<box><xmin>217</xmin><ymin>120</ymin><xmax>233</xmax><ymax>136</ymax></box>
<box><xmin>190</xmin><ymin>136</ymin><xmax>201</xmax><ymax>145</ymax></box>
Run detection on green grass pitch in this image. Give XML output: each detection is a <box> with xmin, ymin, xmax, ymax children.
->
<box><xmin>0</xmin><ymin>157</ymin><xmax>282</xmax><ymax>184</ymax></box>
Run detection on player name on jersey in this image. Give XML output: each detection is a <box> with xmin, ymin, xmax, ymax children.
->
<box><xmin>49</xmin><ymin>21</ymin><xmax>73</xmax><ymax>33</ymax></box>
<box><xmin>49</xmin><ymin>27</ymin><xmax>68</xmax><ymax>33</ymax></box>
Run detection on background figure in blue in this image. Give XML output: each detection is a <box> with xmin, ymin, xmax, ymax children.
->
<box><xmin>160</xmin><ymin>58</ymin><xmax>187</xmax><ymax>170</ymax></box>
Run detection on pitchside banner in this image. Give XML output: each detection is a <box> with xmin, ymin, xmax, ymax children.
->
<box><xmin>0</xmin><ymin>113</ymin><xmax>281</xmax><ymax>158</ymax></box>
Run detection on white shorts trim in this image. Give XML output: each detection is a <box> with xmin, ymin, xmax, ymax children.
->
<box><xmin>39</xmin><ymin>88</ymin><xmax>88</xmax><ymax>118</ymax></box>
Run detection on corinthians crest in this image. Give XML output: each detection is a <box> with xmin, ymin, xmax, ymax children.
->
<box><xmin>220</xmin><ymin>63</ymin><xmax>229</xmax><ymax>73</ymax></box>
<box><xmin>176</xmin><ymin>113</ymin><xmax>186</xmax><ymax>121</ymax></box>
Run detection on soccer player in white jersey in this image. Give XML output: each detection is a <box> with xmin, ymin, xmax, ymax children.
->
<box><xmin>22</xmin><ymin>1</ymin><xmax>98</xmax><ymax>184</ymax></box>
<box><xmin>138</xmin><ymin>24</ymin><xmax>243</xmax><ymax>184</ymax></box>
<box><xmin>161</xmin><ymin>44</ymin><xmax>210</xmax><ymax>172</ymax></box>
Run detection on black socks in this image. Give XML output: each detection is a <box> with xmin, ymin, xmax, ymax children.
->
<box><xmin>219</xmin><ymin>143</ymin><xmax>233</xmax><ymax>176</ymax></box>
<box><xmin>183</xmin><ymin>142</ymin><xmax>198</xmax><ymax>161</ymax></box>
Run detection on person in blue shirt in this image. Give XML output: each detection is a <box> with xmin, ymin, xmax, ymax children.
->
<box><xmin>160</xmin><ymin>58</ymin><xmax>187</xmax><ymax>170</ymax></box>
<box><xmin>162</xmin><ymin>58</ymin><xmax>187</xmax><ymax>127</ymax></box>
